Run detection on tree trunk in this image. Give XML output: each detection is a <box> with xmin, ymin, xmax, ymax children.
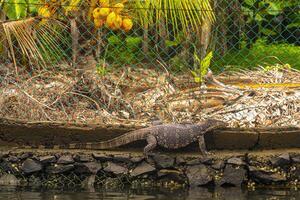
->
<box><xmin>197</xmin><ymin>20</ymin><xmax>212</xmax><ymax>59</ymax></box>
<box><xmin>0</xmin><ymin>10</ymin><xmax>9</xmax><ymax>62</ymax></box>
<box><xmin>214</xmin><ymin>0</ymin><xmax>228</xmax><ymax>56</ymax></box>
<box><xmin>227</xmin><ymin>0</ymin><xmax>242</xmax><ymax>50</ymax></box>
<box><xmin>246</xmin><ymin>0</ymin><xmax>259</xmax><ymax>48</ymax></box>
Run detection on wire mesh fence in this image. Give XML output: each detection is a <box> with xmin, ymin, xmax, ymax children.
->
<box><xmin>1</xmin><ymin>0</ymin><xmax>299</xmax><ymax>71</ymax></box>
<box><xmin>0</xmin><ymin>0</ymin><xmax>300</xmax><ymax>126</ymax></box>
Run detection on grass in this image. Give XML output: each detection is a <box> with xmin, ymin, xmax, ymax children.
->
<box><xmin>211</xmin><ymin>39</ymin><xmax>300</xmax><ymax>72</ymax></box>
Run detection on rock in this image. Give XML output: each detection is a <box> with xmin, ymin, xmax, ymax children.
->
<box><xmin>39</xmin><ymin>156</ymin><xmax>57</xmax><ymax>164</ymax></box>
<box><xmin>186</xmin><ymin>157</ymin><xmax>213</xmax><ymax>165</ymax></box>
<box><xmin>158</xmin><ymin>169</ymin><xmax>186</xmax><ymax>183</ymax></box>
<box><xmin>131</xmin><ymin>157</ymin><xmax>144</xmax><ymax>163</ymax></box>
<box><xmin>157</xmin><ymin>169</ymin><xmax>182</xmax><ymax>177</ymax></box>
<box><xmin>46</xmin><ymin>164</ymin><xmax>74</xmax><ymax>174</ymax></box>
<box><xmin>0</xmin><ymin>152</ymin><xmax>9</xmax><ymax>159</ymax></box>
<box><xmin>200</xmin><ymin>157</ymin><xmax>214</xmax><ymax>165</ymax></box>
<box><xmin>153</xmin><ymin>154</ymin><xmax>174</xmax><ymax>168</ymax></box>
<box><xmin>18</xmin><ymin>152</ymin><xmax>32</xmax><ymax>160</ymax></box>
<box><xmin>74</xmin><ymin>154</ymin><xmax>94</xmax><ymax>162</ymax></box>
<box><xmin>7</xmin><ymin>156</ymin><xmax>19</xmax><ymax>163</ymax></box>
<box><xmin>113</xmin><ymin>154</ymin><xmax>132</xmax><ymax>164</ymax></box>
<box><xmin>104</xmin><ymin>162</ymin><xmax>127</xmax><ymax>175</ymax></box>
<box><xmin>249</xmin><ymin>166</ymin><xmax>287</xmax><ymax>184</ymax></box>
<box><xmin>270</xmin><ymin>153</ymin><xmax>290</xmax><ymax>167</ymax></box>
<box><xmin>292</xmin><ymin>155</ymin><xmax>300</xmax><ymax>163</ymax></box>
<box><xmin>21</xmin><ymin>159</ymin><xmax>42</xmax><ymax>174</ymax></box>
<box><xmin>57</xmin><ymin>155</ymin><xmax>74</xmax><ymax>164</ymax></box>
<box><xmin>75</xmin><ymin>162</ymin><xmax>102</xmax><ymax>174</ymax></box>
<box><xmin>92</xmin><ymin>153</ymin><xmax>112</xmax><ymax>161</ymax></box>
<box><xmin>130</xmin><ymin>162</ymin><xmax>156</xmax><ymax>177</ymax></box>
<box><xmin>186</xmin><ymin>164</ymin><xmax>213</xmax><ymax>186</ymax></box>
<box><xmin>0</xmin><ymin>174</ymin><xmax>20</xmax><ymax>186</ymax></box>
<box><xmin>175</xmin><ymin>157</ymin><xmax>186</xmax><ymax>165</ymax></box>
<box><xmin>186</xmin><ymin>159</ymin><xmax>201</xmax><ymax>166</ymax></box>
<box><xmin>227</xmin><ymin>157</ymin><xmax>246</xmax><ymax>166</ymax></box>
<box><xmin>219</xmin><ymin>165</ymin><xmax>246</xmax><ymax>186</ymax></box>
<box><xmin>211</xmin><ymin>160</ymin><xmax>225</xmax><ymax>170</ymax></box>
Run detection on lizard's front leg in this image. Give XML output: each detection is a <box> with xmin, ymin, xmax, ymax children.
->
<box><xmin>198</xmin><ymin>136</ymin><xmax>210</xmax><ymax>156</ymax></box>
<box><xmin>144</xmin><ymin>135</ymin><xmax>157</xmax><ymax>157</ymax></box>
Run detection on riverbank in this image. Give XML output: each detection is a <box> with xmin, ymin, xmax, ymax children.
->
<box><xmin>1</xmin><ymin>148</ymin><xmax>300</xmax><ymax>189</ymax></box>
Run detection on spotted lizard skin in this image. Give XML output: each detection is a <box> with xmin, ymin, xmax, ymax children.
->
<box><xmin>26</xmin><ymin>119</ymin><xmax>227</xmax><ymax>155</ymax></box>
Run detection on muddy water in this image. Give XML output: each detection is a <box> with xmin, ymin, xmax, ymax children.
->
<box><xmin>0</xmin><ymin>187</ymin><xmax>299</xmax><ymax>200</ymax></box>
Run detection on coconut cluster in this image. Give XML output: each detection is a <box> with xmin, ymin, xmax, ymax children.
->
<box><xmin>93</xmin><ymin>0</ymin><xmax>133</xmax><ymax>31</ymax></box>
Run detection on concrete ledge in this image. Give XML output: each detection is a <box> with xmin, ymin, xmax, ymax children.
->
<box><xmin>210</xmin><ymin>128</ymin><xmax>300</xmax><ymax>150</ymax></box>
<box><xmin>206</xmin><ymin>129</ymin><xmax>259</xmax><ymax>150</ymax></box>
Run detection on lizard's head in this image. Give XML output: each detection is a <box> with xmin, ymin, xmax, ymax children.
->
<box><xmin>205</xmin><ymin>119</ymin><xmax>228</xmax><ymax>128</ymax></box>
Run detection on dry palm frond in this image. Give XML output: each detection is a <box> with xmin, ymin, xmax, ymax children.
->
<box><xmin>2</xmin><ymin>17</ymin><xmax>68</xmax><ymax>74</ymax></box>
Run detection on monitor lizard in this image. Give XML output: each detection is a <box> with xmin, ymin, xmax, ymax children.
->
<box><xmin>41</xmin><ymin>119</ymin><xmax>227</xmax><ymax>156</ymax></box>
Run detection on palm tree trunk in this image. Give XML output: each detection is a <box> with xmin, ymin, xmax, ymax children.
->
<box><xmin>197</xmin><ymin>20</ymin><xmax>212</xmax><ymax>59</ymax></box>
<box><xmin>0</xmin><ymin>10</ymin><xmax>8</xmax><ymax>62</ymax></box>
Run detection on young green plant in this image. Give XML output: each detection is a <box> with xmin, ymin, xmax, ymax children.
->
<box><xmin>191</xmin><ymin>51</ymin><xmax>213</xmax><ymax>83</ymax></box>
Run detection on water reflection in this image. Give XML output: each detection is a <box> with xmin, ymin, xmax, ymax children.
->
<box><xmin>0</xmin><ymin>186</ymin><xmax>299</xmax><ymax>200</ymax></box>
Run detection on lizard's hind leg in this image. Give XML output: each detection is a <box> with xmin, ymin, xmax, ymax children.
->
<box><xmin>144</xmin><ymin>135</ymin><xmax>157</xmax><ymax>156</ymax></box>
<box><xmin>198</xmin><ymin>136</ymin><xmax>210</xmax><ymax>155</ymax></box>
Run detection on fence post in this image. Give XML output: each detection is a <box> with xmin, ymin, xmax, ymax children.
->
<box><xmin>158</xmin><ymin>18</ymin><xmax>168</xmax><ymax>60</ymax></box>
<box><xmin>70</xmin><ymin>17</ymin><xmax>79</xmax><ymax>67</ymax></box>
<box><xmin>142</xmin><ymin>24</ymin><xmax>149</xmax><ymax>54</ymax></box>
<box><xmin>95</xmin><ymin>29</ymin><xmax>103</xmax><ymax>60</ymax></box>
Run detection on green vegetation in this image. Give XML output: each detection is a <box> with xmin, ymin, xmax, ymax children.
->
<box><xmin>106</xmin><ymin>35</ymin><xmax>143</xmax><ymax>65</ymax></box>
<box><xmin>242</xmin><ymin>0</ymin><xmax>299</xmax><ymax>36</ymax></box>
<box><xmin>191</xmin><ymin>52</ymin><xmax>213</xmax><ymax>83</ymax></box>
<box><xmin>0</xmin><ymin>0</ymin><xmax>298</xmax><ymax>74</ymax></box>
<box><xmin>133</xmin><ymin>0</ymin><xmax>215</xmax><ymax>35</ymax></box>
<box><xmin>212</xmin><ymin>39</ymin><xmax>300</xmax><ymax>71</ymax></box>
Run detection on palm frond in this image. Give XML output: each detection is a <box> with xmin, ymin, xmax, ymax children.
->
<box><xmin>132</xmin><ymin>0</ymin><xmax>215</xmax><ymax>35</ymax></box>
<box><xmin>2</xmin><ymin>17</ymin><xmax>68</xmax><ymax>74</ymax></box>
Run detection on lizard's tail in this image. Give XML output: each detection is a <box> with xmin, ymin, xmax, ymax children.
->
<box><xmin>68</xmin><ymin>127</ymin><xmax>151</xmax><ymax>150</ymax></box>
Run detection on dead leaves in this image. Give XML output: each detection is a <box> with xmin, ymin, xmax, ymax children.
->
<box><xmin>0</xmin><ymin>65</ymin><xmax>300</xmax><ymax>128</ymax></box>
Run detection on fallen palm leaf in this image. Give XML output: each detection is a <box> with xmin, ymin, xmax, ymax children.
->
<box><xmin>2</xmin><ymin>17</ymin><xmax>68</xmax><ymax>74</ymax></box>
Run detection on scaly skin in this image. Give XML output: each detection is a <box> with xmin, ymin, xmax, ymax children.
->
<box><xmin>54</xmin><ymin>119</ymin><xmax>228</xmax><ymax>156</ymax></box>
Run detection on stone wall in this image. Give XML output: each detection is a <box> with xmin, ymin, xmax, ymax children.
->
<box><xmin>1</xmin><ymin>150</ymin><xmax>300</xmax><ymax>189</ymax></box>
